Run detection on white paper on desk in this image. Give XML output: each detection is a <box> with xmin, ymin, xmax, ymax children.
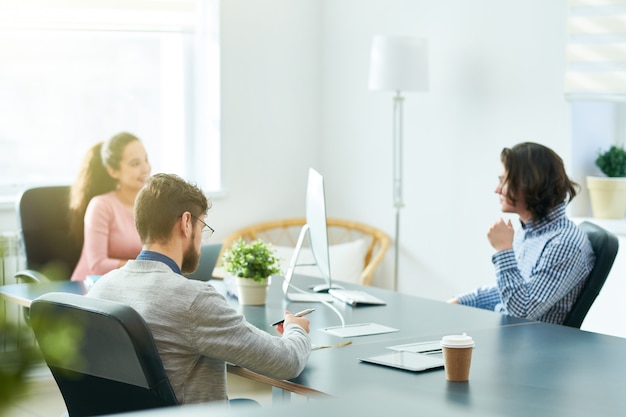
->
<box><xmin>223</xmin><ymin>274</ymin><xmax>239</xmax><ymax>299</ymax></box>
<box><xmin>387</xmin><ymin>341</ymin><xmax>442</xmax><ymax>354</ymax></box>
<box><xmin>320</xmin><ymin>322</ymin><xmax>399</xmax><ymax>338</ymax></box>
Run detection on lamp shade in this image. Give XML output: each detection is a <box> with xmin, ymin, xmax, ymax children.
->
<box><xmin>368</xmin><ymin>35</ymin><xmax>429</xmax><ymax>92</ymax></box>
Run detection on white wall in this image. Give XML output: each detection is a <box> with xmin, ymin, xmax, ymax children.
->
<box><xmin>318</xmin><ymin>0</ymin><xmax>571</xmax><ymax>299</ymax></box>
<box><xmin>212</xmin><ymin>0</ymin><xmax>322</xmax><ymax>235</ymax></box>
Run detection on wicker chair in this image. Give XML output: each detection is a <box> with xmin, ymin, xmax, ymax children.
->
<box><xmin>218</xmin><ymin>218</ymin><xmax>390</xmax><ymax>286</ymax></box>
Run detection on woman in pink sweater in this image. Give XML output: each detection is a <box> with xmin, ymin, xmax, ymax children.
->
<box><xmin>69</xmin><ymin>132</ymin><xmax>151</xmax><ymax>281</ymax></box>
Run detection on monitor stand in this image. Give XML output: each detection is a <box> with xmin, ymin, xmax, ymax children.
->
<box><xmin>310</xmin><ymin>283</ymin><xmax>344</xmax><ymax>293</ymax></box>
<box><xmin>283</xmin><ymin>224</ymin><xmax>339</xmax><ymax>302</ymax></box>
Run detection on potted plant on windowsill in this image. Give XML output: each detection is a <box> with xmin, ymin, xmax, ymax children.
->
<box><xmin>587</xmin><ymin>145</ymin><xmax>626</xmax><ymax>219</ymax></box>
<box><xmin>221</xmin><ymin>238</ymin><xmax>282</xmax><ymax>305</ymax></box>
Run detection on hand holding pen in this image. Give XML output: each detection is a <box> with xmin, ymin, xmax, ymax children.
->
<box><xmin>272</xmin><ymin>308</ymin><xmax>314</xmax><ymax>334</ymax></box>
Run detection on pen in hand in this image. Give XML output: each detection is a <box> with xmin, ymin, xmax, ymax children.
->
<box><xmin>272</xmin><ymin>308</ymin><xmax>315</xmax><ymax>326</ymax></box>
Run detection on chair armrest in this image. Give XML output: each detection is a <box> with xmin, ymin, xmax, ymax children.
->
<box><xmin>14</xmin><ymin>269</ymin><xmax>51</xmax><ymax>284</ymax></box>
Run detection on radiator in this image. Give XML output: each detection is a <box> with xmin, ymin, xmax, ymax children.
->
<box><xmin>1</xmin><ymin>232</ymin><xmax>32</xmax><ymax>351</ymax></box>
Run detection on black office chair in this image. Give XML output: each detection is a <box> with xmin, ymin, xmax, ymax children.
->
<box><xmin>15</xmin><ymin>186</ymin><xmax>82</xmax><ymax>283</ymax></box>
<box><xmin>30</xmin><ymin>292</ymin><xmax>178</xmax><ymax>417</ymax></box>
<box><xmin>562</xmin><ymin>221</ymin><xmax>619</xmax><ymax>329</ymax></box>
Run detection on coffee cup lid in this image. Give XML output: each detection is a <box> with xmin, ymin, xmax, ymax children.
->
<box><xmin>440</xmin><ymin>333</ymin><xmax>475</xmax><ymax>348</ymax></box>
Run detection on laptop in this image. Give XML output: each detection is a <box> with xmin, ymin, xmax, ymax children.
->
<box><xmin>184</xmin><ymin>243</ymin><xmax>223</xmax><ymax>281</ymax></box>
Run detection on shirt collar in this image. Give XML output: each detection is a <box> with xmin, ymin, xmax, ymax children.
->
<box><xmin>520</xmin><ymin>202</ymin><xmax>567</xmax><ymax>231</ymax></box>
<box><xmin>136</xmin><ymin>250</ymin><xmax>182</xmax><ymax>275</ymax></box>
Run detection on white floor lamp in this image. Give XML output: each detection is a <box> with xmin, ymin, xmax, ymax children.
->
<box><xmin>368</xmin><ymin>35</ymin><xmax>429</xmax><ymax>291</ymax></box>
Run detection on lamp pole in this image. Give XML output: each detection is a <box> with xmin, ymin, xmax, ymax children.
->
<box><xmin>392</xmin><ymin>91</ymin><xmax>404</xmax><ymax>291</ymax></box>
<box><xmin>368</xmin><ymin>35</ymin><xmax>429</xmax><ymax>292</ymax></box>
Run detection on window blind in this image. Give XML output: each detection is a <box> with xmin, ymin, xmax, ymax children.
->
<box><xmin>565</xmin><ymin>0</ymin><xmax>626</xmax><ymax>100</ymax></box>
<box><xmin>0</xmin><ymin>0</ymin><xmax>198</xmax><ymax>32</ymax></box>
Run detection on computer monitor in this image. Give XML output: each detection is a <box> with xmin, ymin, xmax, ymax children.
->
<box><xmin>281</xmin><ymin>169</ymin><xmax>396</xmax><ymax>336</ymax></box>
<box><xmin>282</xmin><ymin>168</ymin><xmax>342</xmax><ymax>301</ymax></box>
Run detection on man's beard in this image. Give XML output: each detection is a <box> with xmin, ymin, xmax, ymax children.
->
<box><xmin>181</xmin><ymin>233</ymin><xmax>201</xmax><ymax>274</ymax></box>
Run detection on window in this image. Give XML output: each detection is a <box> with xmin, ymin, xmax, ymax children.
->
<box><xmin>565</xmin><ymin>0</ymin><xmax>626</xmax><ymax>100</ymax></box>
<box><xmin>565</xmin><ymin>0</ymin><xmax>626</xmax><ymax>217</ymax></box>
<box><xmin>0</xmin><ymin>0</ymin><xmax>220</xmax><ymax>198</ymax></box>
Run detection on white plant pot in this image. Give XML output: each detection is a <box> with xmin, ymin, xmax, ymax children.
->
<box><xmin>587</xmin><ymin>176</ymin><xmax>626</xmax><ymax>219</ymax></box>
<box><xmin>236</xmin><ymin>276</ymin><xmax>269</xmax><ymax>305</ymax></box>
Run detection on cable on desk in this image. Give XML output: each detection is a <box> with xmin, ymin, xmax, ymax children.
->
<box><xmin>281</xmin><ymin>277</ymin><xmax>346</xmax><ymax>328</ymax></box>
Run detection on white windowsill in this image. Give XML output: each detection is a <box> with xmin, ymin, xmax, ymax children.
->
<box><xmin>572</xmin><ymin>217</ymin><xmax>626</xmax><ymax>237</ymax></box>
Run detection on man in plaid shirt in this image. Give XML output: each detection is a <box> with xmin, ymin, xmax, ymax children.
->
<box><xmin>449</xmin><ymin>142</ymin><xmax>595</xmax><ymax>324</ymax></box>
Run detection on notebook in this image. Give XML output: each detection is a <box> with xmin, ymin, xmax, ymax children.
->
<box><xmin>359</xmin><ymin>351</ymin><xmax>444</xmax><ymax>372</ymax></box>
<box><xmin>328</xmin><ymin>289</ymin><xmax>386</xmax><ymax>306</ymax></box>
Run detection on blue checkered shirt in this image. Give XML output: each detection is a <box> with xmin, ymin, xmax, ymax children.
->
<box><xmin>457</xmin><ymin>203</ymin><xmax>595</xmax><ymax>324</ymax></box>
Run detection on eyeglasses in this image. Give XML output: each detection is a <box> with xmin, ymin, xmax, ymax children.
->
<box><xmin>190</xmin><ymin>214</ymin><xmax>214</xmax><ymax>237</ymax></box>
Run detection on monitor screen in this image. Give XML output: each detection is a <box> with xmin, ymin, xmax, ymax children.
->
<box><xmin>306</xmin><ymin>167</ymin><xmax>332</xmax><ymax>287</ymax></box>
<box><xmin>281</xmin><ymin>168</ymin><xmax>341</xmax><ymax>300</ymax></box>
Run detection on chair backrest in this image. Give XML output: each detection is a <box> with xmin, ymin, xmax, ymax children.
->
<box><xmin>219</xmin><ymin>218</ymin><xmax>390</xmax><ymax>286</ymax></box>
<box><xmin>30</xmin><ymin>292</ymin><xmax>178</xmax><ymax>417</ymax></box>
<box><xmin>16</xmin><ymin>186</ymin><xmax>81</xmax><ymax>281</ymax></box>
<box><xmin>562</xmin><ymin>221</ymin><xmax>619</xmax><ymax>328</ymax></box>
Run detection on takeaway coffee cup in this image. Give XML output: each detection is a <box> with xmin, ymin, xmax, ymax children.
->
<box><xmin>440</xmin><ymin>333</ymin><xmax>475</xmax><ymax>382</ymax></box>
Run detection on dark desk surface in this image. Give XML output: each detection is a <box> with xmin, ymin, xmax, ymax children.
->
<box><xmin>3</xmin><ymin>275</ymin><xmax>625</xmax><ymax>416</ymax></box>
<box><xmin>1</xmin><ymin>274</ymin><xmax>529</xmax><ymax>335</ymax></box>
<box><xmin>294</xmin><ymin>322</ymin><xmax>625</xmax><ymax>416</ymax></box>
<box><xmin>115</xmin><ymin>320</ymin><xmax>626</xmax><ymax>417</ymax></box>
<box><xmin>217</xmin><ymin>277</ymin><xmax>626</xmax><ymax>416</ymax></box>
<box><xmin>214</xmin><ymin>276</ymin><xmax>531</xmax><ymax>349</ymax></box>
<box><xmin>0</xmin><ymin>280</ymin><xmax>88</xmax><ymax>307</ymax></box>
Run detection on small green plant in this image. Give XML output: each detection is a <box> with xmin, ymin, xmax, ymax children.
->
<box><xmin>596</xmin><ymin>145</ymin><xmax>626</xmax><ymax>177</ymax></box>
<box><xmin>221</xmin><ymin>238</ymin><xmax>281</xmax><ymax>283</ymax></box>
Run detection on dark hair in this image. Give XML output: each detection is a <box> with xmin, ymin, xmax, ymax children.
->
<box><xmin>501</xmin><ymin>142</ymin><xmax>578</xmax><ymax>221</ymax></box>
<box><xmin>135</xmin><ymin>173</ymin><xmax>211</xmax><ymax>244</ymax></box>
<box><xmin>68</xmin><ymin>132</ymin><xmax>141</xmax><ymax>243</ymax></box>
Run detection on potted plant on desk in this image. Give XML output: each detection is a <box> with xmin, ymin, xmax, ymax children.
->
<box><xmin>221</xmin><ymin>238</ymin><xmax>282</xmax><ymax>305</ymax></box>
<box><xmin>587</xmin><ymin>145</ymin><xmax>626</xmax><ymax>219</ymax></box>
